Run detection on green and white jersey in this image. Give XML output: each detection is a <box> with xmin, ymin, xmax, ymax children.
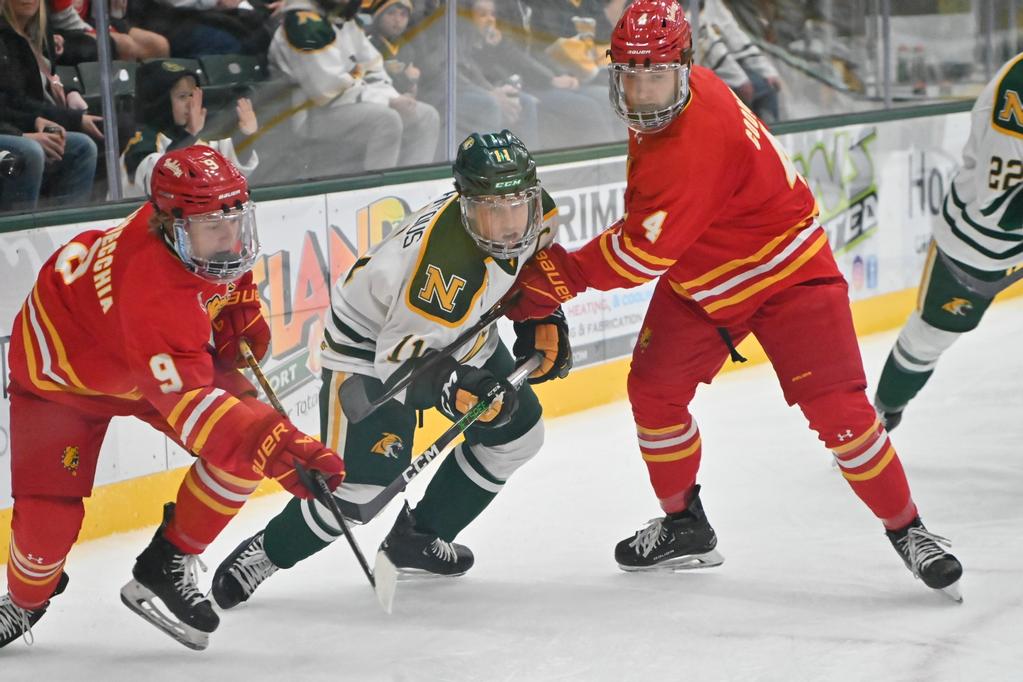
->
<box><xmin>936</xmin><ymin>52</ymin><xmax>1023</xmax><ymax>271</ymax></box>
<box><xmin>320</xmin><ymin>189</ymin><xmax>558</xmax><ymax>395</ymax></box>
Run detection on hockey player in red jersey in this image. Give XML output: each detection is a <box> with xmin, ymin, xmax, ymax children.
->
<box><xmin>506</xmin><ymin>0</ymin><xmax>963</xmax><ymax>600</ymax></box>
<box><xmin>0</xmin><ymin>146</ymin><xmax>344</xmax><ymax>650</ymax></box>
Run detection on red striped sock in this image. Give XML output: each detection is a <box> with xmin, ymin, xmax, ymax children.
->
<box><xmin>164</xmin><ymin>460</ymin><xmax>260</xmax><ymax>554</ymax></box>
<box><xmin>636</xmin><ymin>419</ymin><xmax>702</xmax><ymax>514</ymax></box>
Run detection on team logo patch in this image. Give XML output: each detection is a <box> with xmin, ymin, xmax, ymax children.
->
<box><xmin>371</xmin><ymin>433</ymin><xmax>404</xmax><ymax>459</ymax></box>
<box><xmin>941</xmin><ymin>297</ymin><xmax>973</xmax><ymax>316</ymax></box>
<box><xmin>62</xmin><ymin>446</ymin><xmax>80</xmax><ymax>476</ymax></box>
<box><xmin>638</xmin><ymin>326</ymin><xmax>652</xmax><ymax>351</ymax></box>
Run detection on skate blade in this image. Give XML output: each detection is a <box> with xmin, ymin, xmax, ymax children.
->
<box><xmin>619</xmin><ymin>548</ymin><xmax>725</xmax><ymax>573</ymax></box>
<box><xmin>120</xmin><ymin>579</ymin><xmax>210</xmax><ymax>651</ymax></box>
<box><xmin>937</xmin><ymin>580</ymin><xmax>963</xmax><ymax>603</ymax></box>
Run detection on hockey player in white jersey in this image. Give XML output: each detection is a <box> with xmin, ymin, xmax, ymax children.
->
<box><xmin>875</xmin><ymin>52</ymin><xmax>1023</xmax><ymax>430</ymax></box>
<box><xmin>210</xmin><ymin>131</ymin><xmax>571</xmax><ymax>608</ymax></box>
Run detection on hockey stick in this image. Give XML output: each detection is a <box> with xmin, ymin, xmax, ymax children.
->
<box><xmin>338</xmin><ymin>291</ymin><xmax>520</xmax><ymax>424</ymax></box>
<box><xmin>238</xmin><ymin>340</ymin><xmax>378</xmax><ymax>594</ymax></box>
<box><xmin>370</xmin><ymin>351</ymin><xmax>542</xmax><ymax>613</ymax></box>
<box><xmin>335</xmin><ymin>352</ymin><xmax>544</xmax><ymax>525</ymax></box>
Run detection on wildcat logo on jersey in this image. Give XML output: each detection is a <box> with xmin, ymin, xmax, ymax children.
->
<box><xmin>417</xmin><ymin>265</ymin><xmax>467</xmax><ymax>313</ymax></box>
<box><xmin>941</xmin><ymin>297</ymin><xmax>973</xmax><ymax>316</ymax></box>
<box><xmin>371</xmin><ymin>433</ymin><xmax>404</xmax><ymax>459</ymax></box>
<box><xmin>62</xmin><ymin>446</ymin><xmax>80</xmax><ymax>476</ymax></box>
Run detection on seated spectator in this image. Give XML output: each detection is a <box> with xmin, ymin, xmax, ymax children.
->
<box><xmin>269</xmin><ymin>0</ymin><xmax>438</xmax><ymax>172</ymax></box>
<box><xmin>700</xmin><ymin>0</ymin><xmax>782</xmax><ymax>122</ymax></box>
<box><xmin>120</xmin><ymin>59</ymin><xmax>257</xmax><ymax>196</ymax></box>
<box><xmin>134</xmin><ymin>0</ymin><xmax>273</xmax><ymax>58</ymax></box>
<box><xmin>0</xmin><ymin>0</ymin><xmax>98</xmax><ymax>209</ymax></box>
<box><xmin>49</xmin><ymin>0</ymin><xmax>169</xmax><ymax>65</ymax></box>
<box><xmin>364</xmin><ymin>0</ymin><xmax>419</xmax><ymax>97</ymax></box>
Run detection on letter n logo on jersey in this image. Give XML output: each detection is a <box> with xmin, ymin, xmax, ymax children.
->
<box><xmin>994</xmin><ymin>62</ymin><xmax>1023</xmax><ymax>137</ymax></box>
<box><xmin>417</xmin><ymin>265</ymin><xmax>466</xmax><ymax>313</ymax></box>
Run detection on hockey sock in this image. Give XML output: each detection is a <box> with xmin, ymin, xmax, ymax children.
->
<box><xmin>802</xmin><ymin>390</ymin><xmax>918</xmax><ymax>530</ymax></box>
<box><xmin>636</xmin><ymin>419</ymin><xmax>702</xmax><ymax>514</ymax></box>
<box><xmin>262</xmin><ymin>496</ymin><xmax>341</xmax><ymax>569</ymax></box>
<box><xmin>164</xmin><ymin>460</ymin><xmax>259</xmax><ymax>554</ymax></box>
<box><xmin>7</xmin><ymin>495</ymin><xmax>83</xmax><ymax>609</ymax></box>
<box><xmin>874</xmin><ymin>350</ymin><xmax>934</xmax><ymax>412</ymax></box>
<box><xmin>413</xmin><ymin>443</ymin><xmax>500</xmax><ymax>542</ymax></box>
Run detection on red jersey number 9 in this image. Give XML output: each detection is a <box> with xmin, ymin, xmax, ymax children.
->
<box><xmin>150</xmin><ymin>353</ymin><xmax>183</xmax><ymax>393</ymax></box>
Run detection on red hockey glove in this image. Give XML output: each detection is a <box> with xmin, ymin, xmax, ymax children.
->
<box><xmin>506</xmin><ymin>243</ymin><xmax>587</xmax><ymax>322</ymax></box>
<box><xmin>252</xmin><ymin>420</ymin><xmax>345</xmax><ymax>499</ymax></box>
<box><xmin>212</xmin><ymin>276</ymin><xmax>270</xmax><ymax>368</ymax></box>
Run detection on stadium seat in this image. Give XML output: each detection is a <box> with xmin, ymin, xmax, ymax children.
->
<box><xmin>76</xmin><ymin>60</ymin><xmax>138</xmax><ymax>99</ymax></box>
<box><xmin>199</xmin><ymin>54</ymin><xmax>265</xmax><ymax>87</ymax></box>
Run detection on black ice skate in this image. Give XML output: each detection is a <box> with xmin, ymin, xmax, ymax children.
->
<box><xmin>0</xmin><ymin>572</ymin><xmax>69</xmax><ymax>649</ymax></box>
<box><xmin>886</xmin><ymin>517</ymin><xmax>963</xmax><ymax>602</ymax></box>
<box><xmin>211</xmin><ymin>531</ymin><xmax>279</xmax><ymax>610</ymax></box>
<box><xmin>378</xmin><ymin>503</ymin><xmax>474</xmax><ymax>577</ymax></box>
<box><xmin>120</xmin><ymin>503</ymin><xmax>219</xmax><ymax>650</ymax></box>
<box><xmin>615</xmin><ymin>485</ymin><xmax>724</xmax><ymax>571</ymax></box>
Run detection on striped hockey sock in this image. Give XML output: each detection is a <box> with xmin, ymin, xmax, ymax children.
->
<box><xmin>164</xmin><ymin>460</ymin><xmax>259</xmax><ymax>554</ymax></box>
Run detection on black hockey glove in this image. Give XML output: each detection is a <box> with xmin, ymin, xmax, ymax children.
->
<box><xmin>512</xmin><ymin>306</ymin><xmax>572</xmax><ymax>384</ymax></box>
<box><xmin>405</xmin><ymin>355</ymin><xmax>518</xmax><ymax>429</ymax></box>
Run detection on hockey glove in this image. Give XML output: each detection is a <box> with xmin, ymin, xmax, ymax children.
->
<box><xmin>406</xmin><ymin>356</ymin><xmax>518</xmax><ymax>429</ymax></box>
<box><xmin>211</xmin><ymin>274</ymin><xmax>270</xmax><ymax>369</ymax></box>
<box><xmin>252</xmin><ymin>420</ymin><xmax>345</xmax><ymax>499</ymax></box>
<box><xmin>506</xmin><ymin>243</ymin><xmax>587</xmax><ymax>322</ymax></box>
<box><xmin>513</xmin><ymin>306</ymin><xmax>572</xmax><ymax>384</ymax></box>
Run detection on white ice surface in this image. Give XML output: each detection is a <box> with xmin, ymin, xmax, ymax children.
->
<box><xmin>4</xmin><ymin>298</ymin><xmax>1023</xmax><ymax>681</ymax></box>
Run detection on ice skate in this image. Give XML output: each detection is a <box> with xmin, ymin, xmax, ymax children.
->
<box><xmin>887</xmin><ymin>517</ymin><xmax>963</xmax><ymax>602</ymax></box>
<box><xmin>615</xmin><ymin>485</ymin><xmax>724</xmax><ymax>571</ymax></box>
<box><xmin>211</xmin><ymin>531</ymin><xmax>279</xmax><ymax>610</ymax></box>
<box><xmin>0</xmin><ymin>572</ymin><xmax>69</xmax><ymax>649</ymax></box>
<box><xmin>378</xmin><ymin>502</ymin><xmax>474</xmax><ymax>578</ymax></box>
<box><xmin>120</xmin><ymin>503</ymin><xmax>219</xmax><ymax>650</ymax></box>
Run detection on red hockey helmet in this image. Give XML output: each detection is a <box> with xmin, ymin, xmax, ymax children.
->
<box><xmin>150</xmin><ymin>146</ymin><xmax>260</xmax><ymax>283</ymax></box>
<box><xmin>608</xmin><ymin>0</ymin><xmax>693</xmax><ymax>133</ymax></box>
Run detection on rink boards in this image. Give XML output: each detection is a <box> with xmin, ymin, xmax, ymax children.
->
<box><xmin>4</xmin><ymin>108</ymin><xmax>1017</xmax><ymax>559</ymax></box>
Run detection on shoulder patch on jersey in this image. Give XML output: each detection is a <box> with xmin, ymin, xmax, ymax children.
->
<box><xmin>406</xmin><ymin>203</ymin><xmax>488</xmax><ymax>326</ymax></box>
<box><xmin>992</xmin><ymin>56</ymin><xmax>1023</xmax><ymax>137</ymax></box>
<box><xmin>284</xmin><ymin>10</ymin><xmax>336</xmax><ymax>51</ymax></box>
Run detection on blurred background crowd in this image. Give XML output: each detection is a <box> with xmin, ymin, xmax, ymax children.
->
<box><xmin>1</xmin><ymin>0</ymin><xmax>1020</xmax><ymax>213</ymax></box>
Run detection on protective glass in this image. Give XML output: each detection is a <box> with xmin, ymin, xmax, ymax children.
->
<box><xmin>459</xmin><ymin>185</ymin><xmax>543</xmax><ymax>259</ymax></box>
<box><xmin>172</xmin><ymin>200</ymin><xmax>260</xmax><ymax>283</ymax></box>
<box><xmin>609</xmin><ymin>62</ymin><xmax>690</xmax><ymax>133</ymax></box>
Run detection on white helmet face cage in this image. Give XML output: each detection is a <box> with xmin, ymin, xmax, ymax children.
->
<box><xmin>459</xmin><ymin>186</ymin><xmax>543</xmax><ymax>260</ymax></box>
<box><xmin>609</xmin><ymin>62</ymin><xmax>690</xmax><ymax>133</ymax></box>
<box><xmin>172</xmin><ymin>200</ymin><xmax>260</xmax><ymax>283</ymax></box>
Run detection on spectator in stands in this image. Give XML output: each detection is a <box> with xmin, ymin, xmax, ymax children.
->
<box><xmin>0</xmin><ymin>0</ymin><xmax>99</xmax><ymax>209</ymax></box>
<box><xmin>49</xmin><ymin>0</ymin><xmax>169</xmax><ymax>65</ymax></box>
<box><xmin>700</xmin><ymin>0</ymin><xmax>782</xmax><ymax>122</ymax></box>
<box><xmin>459</xmin><ymin>0</ymin><xmax>616</xmax><ymax>149</ymax></box>
<box><xmin>135</xmin><ymin>0</ymin><xmax>274</xmax><ymax>59</ymax></box>
<box><xmin>269</xmin><ymin>0</ymin><xmax>439</xmax><ymax>172</ymax></box>
<box><xmin>120</xmin><ymin>59</ymin><xmax>257</xmax><ymax>196</ymax></box>
<box><xmin>364</xmin><ymin>0</ymin><xmax>420</xmax><ymax>97</ymax></box>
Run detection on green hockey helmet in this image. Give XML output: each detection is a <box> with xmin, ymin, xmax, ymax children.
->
<box><xmin>453</xmin><ymin>130</ymin><xmax>543</xmax><ymax>259</ymax></box>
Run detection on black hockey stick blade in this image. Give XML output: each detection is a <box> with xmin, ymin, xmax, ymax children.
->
<box><xmin>339</xmin><ymin>292</ymin><xmax>520</xmax><ymax>424</ymax></box>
